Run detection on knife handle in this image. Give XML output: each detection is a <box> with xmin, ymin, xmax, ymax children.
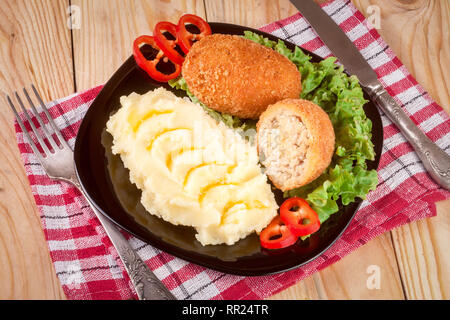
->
<box><xmin>368</xmin><ymin>80</ymin><xmax>450</xmax><ymax>189</ymax></box>
<box><xmin>71</xmin><ymin>177</ymin><xmax>176</xmax><ymax>300</ymax></box>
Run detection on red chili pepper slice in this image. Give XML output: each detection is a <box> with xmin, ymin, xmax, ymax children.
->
<box><xmin>260</xmin><ymin>216</ymin><xmax>298</xmax><ymax>250</ymax></box>
<box><xmin>280</xmin><ymin>197</ymin><xmax>320</xmax><ymax>237</ymax></box>
<box><xmin>153</xmin><ymin>21</ymin><xmax>185</xmax><ymax>65</ymax></box>
<box><xmin>176</xmin><ymin>14</ymin><xmax>212</xmax><ymax>54</ymax></box>
<box><xmin>133</xmin><ymin>35</ymin><xmax>181</xmax><ymax>82</ymax></box>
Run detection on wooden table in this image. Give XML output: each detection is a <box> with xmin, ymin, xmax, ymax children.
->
<box><xmin>0</xmin><ymin>0</ymin><xmax>448</xmax><ymax>300</ymax></box>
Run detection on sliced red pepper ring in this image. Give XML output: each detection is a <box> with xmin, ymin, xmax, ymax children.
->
<box><xmin>153</xmin><ymin>21</ymin><xmax>185</xmax><ymax>65</ymax></box>
<box><xmin>280</xmin><ymin>197</ymin><xmax>320</xmax><ymax>237</ymax></box>
<box><xmin>260</xmin><ymin>216</ymin><xmax>298</xmax><ymax>250</ymax></box>
<box><xmin>133</xmin><ymin>35</ymin><xmax>181</xmax><ymax>82</ymax></box>
<box><xmin>176</xmin><ymin>14</ymin><xmax>212</xmax><ymax>54</ymax></box>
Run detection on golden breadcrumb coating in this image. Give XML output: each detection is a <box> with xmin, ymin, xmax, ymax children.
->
<box><xmin>182</xmin><ymin>34</ymin><xmax>302</xmax><ymax>119</ymax></box>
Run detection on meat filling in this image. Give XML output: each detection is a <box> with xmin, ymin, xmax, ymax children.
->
<box><xmin>259</xmin><ymin>111</ymin><xmax>310</xmax><ymax>187</ymax></box>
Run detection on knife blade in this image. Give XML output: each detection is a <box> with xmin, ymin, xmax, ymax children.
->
<box><xmin>289</xmin><ymin>0</ymin><xmax>450</xmax><ymax>189</ymax></box>
<box><xmin>290</xmin><ymin>0</ymin><xmax>377</xmax><ymax>86</ymax></box>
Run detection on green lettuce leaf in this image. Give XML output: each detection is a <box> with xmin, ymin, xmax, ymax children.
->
<box><xmin>244</xmin><ymin>31</ymin><xmax>378</xmax><ymax>221</ymax></box>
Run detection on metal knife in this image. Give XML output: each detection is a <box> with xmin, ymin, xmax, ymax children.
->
<box><xmin>289</xmin><ymin>0</ymin><xmax>450</xmax><ymax>189</ymax></box>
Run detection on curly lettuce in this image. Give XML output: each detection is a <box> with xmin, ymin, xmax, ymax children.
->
<box><xmin>169</xmin><ymin>31</ymin><xmax>378</xmax><ymax>223</ymax></box>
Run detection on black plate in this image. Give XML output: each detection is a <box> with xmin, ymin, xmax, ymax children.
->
<box><xmin>74</xmin><ymin>22</ymin><xmax>383</xmax><ymax>276</ymax></box>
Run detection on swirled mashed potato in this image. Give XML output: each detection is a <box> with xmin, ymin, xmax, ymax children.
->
<box><xmin>106</xmin><ymin>88</ymin><xmax>277</xmax><ymax>245</ymax></box>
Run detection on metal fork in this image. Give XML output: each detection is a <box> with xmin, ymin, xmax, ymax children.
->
<box><xmin>8</xmin><ymin>85</ymin><xmax>175</xmax><ymax>300</ymax></box>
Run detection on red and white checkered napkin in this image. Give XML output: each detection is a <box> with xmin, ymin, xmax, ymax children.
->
<box><xmin>14</xmin><ymin>0</ymin><xmax>450</xmax><ymax>300</ymax></box>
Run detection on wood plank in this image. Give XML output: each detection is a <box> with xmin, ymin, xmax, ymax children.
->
<box><xmin>353</xmin><ymin>0</ymin><xmax>450</xmax><ymax>111</ymax></box>
<box><xmin>204</xmin><ymin>0</ymin><xmax>405</xmax><ymax>299</ymax></box>
<box><xmin>352</xmin><ymin>0</ymin><xmax>450</xmax><ymax>300</ymax></box>
<box><xmin>391</xmin><ymin>202</ymin><xmax>450</xmax><ymax>299</ymax></box>
<box><xmin>0</xmin><ymin>0</ymin><xmax>445</xmax><ymax>300</ymax></box>
<box><xmin>71</xmin><ymin>0</ymin><xmax>206</xmax><ymax>91</ymax></box>
<box><xmin>270</xmin><ymin>233</ymin><xmax>405</xmax><ymax>299</ymax></box>
<box><xmin>0</xmin><ymin>0</ymin><xmax>72</xmax><ymax>299</ymax></box>
<box><xmin>204</xmin><ymin>0</ymin><xmax>298</xmax><ymax>28</ymax></box>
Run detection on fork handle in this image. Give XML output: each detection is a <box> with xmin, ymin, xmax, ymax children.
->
<box><xmin>71</xmin><ymin>177</ymin><xmax>176</xmax><ymax>300</ymax></box>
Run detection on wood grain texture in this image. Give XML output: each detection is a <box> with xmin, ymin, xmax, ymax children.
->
<box><xmin>204</xmin><ymin>0</ymin><xmax>298</xmax><ymax>28</ymax></box>
<box><xmin>0</xmin><ymin>0</ymin><xmax>72</xmax><ymax>299</ymax></box>
<box><xmin>352</xmin><ymin>0</ymin><xmax>450</xmax><ymax>112</ymax></box>
<box><xmin>0</xmin><ymin>0</ymin><xmax>448</xmax><ymax>300</ymax></box>
<box><xmin>351</xmin><ymin>0</ymin><xmax>450</xmax><ymax>300</ymax></box>
<box><xmin>270</xmin><ymin>233</ymin><xmax>405</xmax><ymax>300</ymax></box>
<box><xmin>71</xmin><ymin>0</ymin><xmax>206</xmax><ymax>91</ymax></box>
<box><xmin>391</xmin><ymin>202</ymin><xmax>450</xmax><ymax>299</ymax></box>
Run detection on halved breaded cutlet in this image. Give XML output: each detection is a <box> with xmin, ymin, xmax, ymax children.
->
<box><xmin>257</xmin><ymin>99</ymin><xmax>335</xmax><ymax>191</ymax></box>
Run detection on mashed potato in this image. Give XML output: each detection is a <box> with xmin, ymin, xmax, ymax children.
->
<box><xmin>106</xmin><ymin>88</ymin><xmax>277</xmax><ymax>245</ymax></box>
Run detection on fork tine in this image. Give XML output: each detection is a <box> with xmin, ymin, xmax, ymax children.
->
<box><xmin>23</xmin><ymin>87</ymin><xmax>60</xmax><ymax>151</ymax></box>
<box><xmin>31</xmin><ymin>84</ymin><xmax>70</xmax><ymax>149</ymax></box>
<box><xmin>7</xmin><ymin>95</ymin><xmax>44</xmax><ymax>159</ymax></box>
<box><xmin>14</xmin><ymin>92</ymin><xmax>52</xmax><ymax>156</ymax></box>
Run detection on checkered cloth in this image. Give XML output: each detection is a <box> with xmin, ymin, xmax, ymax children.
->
<box><xmin>13</xmin><ymin>0</ymin><xmax>450</xmax><ymax>299</ymax></box>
